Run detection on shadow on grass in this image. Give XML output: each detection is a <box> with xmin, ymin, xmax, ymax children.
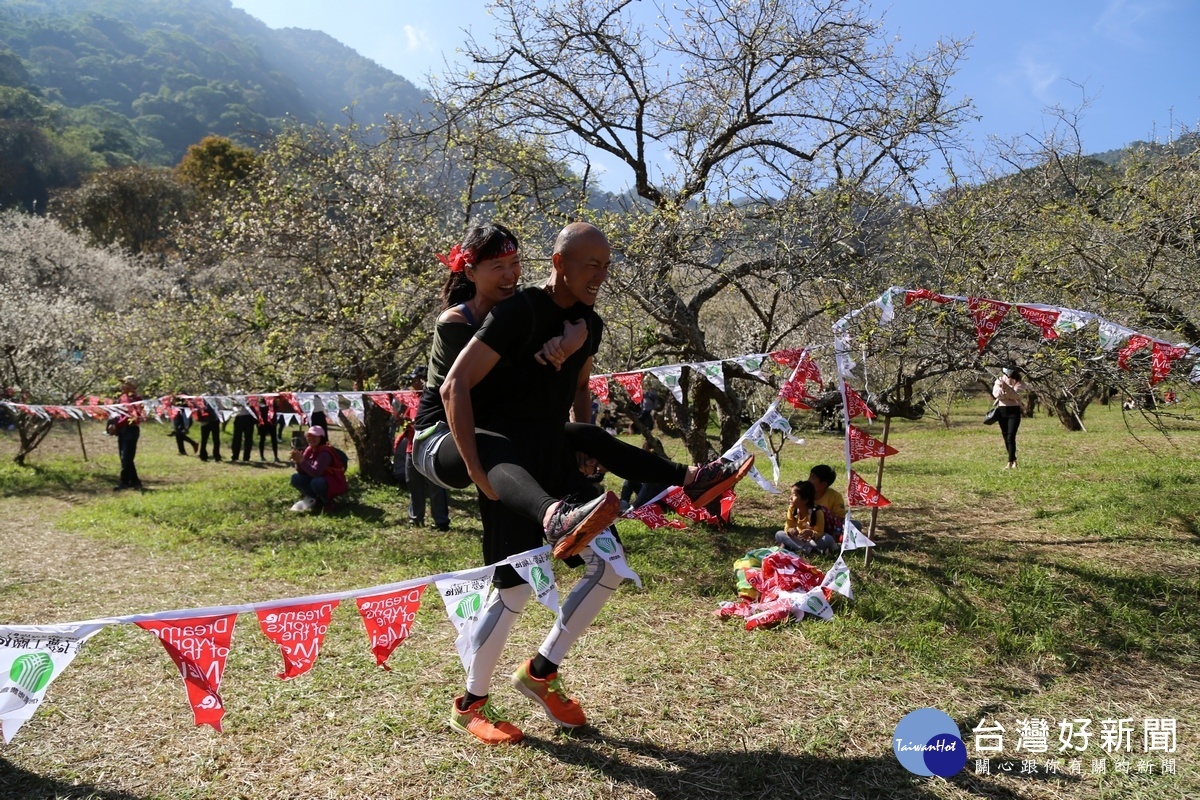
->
<box><xmin>524</xmin><ymin>731</ymin><xmax>1074</xmax><ymax>799</ymax></box>
<box><xmin>0</xmin><ymin>758</ymin><xmax>146</xmax><ymax>800</ymax></box>
<box><xmin>0</xmin><ymin>462</ymin><xmax>119</xmax><ymax>500</ymax></box>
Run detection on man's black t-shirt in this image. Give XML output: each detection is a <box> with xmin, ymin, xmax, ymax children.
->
<box><xmin>472</xmin><ymin>286</ymin><xmax>603</xmax><ymax>441</ymax></box>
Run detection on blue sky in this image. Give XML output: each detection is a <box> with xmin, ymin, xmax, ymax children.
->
<box><xmin>232</xmin><ymin>0</ymin><xmax>1199</xmax><ymax>190</ymax></box>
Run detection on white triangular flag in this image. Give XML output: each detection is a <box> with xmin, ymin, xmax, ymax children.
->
<box><xmin>434</xmin><ymin>566</ymin><xmax>497</xmax><ymax>671</ymax></box>
<box><xmin>1097</xmin><ymin>320</ymin><xmax>1135</xmax><ymax>351</ymax></box>
<box><xmin>694</xmin><ymin>361</ymin><xmax>726</xmax><ymax>393</ymax></box>
<box><xmin>588</xmin><ymin>529</ymin><xmax>642</xmax><ymax>589</ymax></box>
<box><xmin>820</xmin><ymin>556</ymin><xmax>853</xmax><ymax>599</ymax></box>
<box><xmin>840</xmin><ymin>517</ymin><xmax>875</xmax><ymax>551</ymax></box>
<box><xmin>507</xmin><ymin>548</ymin><xmax>560</xmax><ymax>619</ymax></box>
<box><xmin>735</xmin><ymin>355</ymin><xmax>768</xmax><ymax>380</ymax></box>
<box><xmin>876</xmin><ymin>287</ymin><xmax>898</xmax><ymax>326</ymax></box>
<box><xmin>799</xmin><ymin>588</ymin><xmax>834</xmax><ymax>621</ymax></box>
<box><xmin>722</xmin><ymin>441</ymin><xmax>780</xmax><ymax>493</ymax></box>
<box><xmin>0</xmin><ymin>623</ymin><xmax>107</xmax><ymax>743</ymax></box>
<box><xmin>1052</xmin><ymin>309</ymin><xmax>1091</xmax><ymax>336</ymax></box>
<box><xmin>319</xmin><ymin>393</ymin><xmax>341</xmax><ymax>420</ymax></box>
<box><xmin>649</xmin><ymin>366</ymin><xmax>684</xmax><ymax>403</ymax></box>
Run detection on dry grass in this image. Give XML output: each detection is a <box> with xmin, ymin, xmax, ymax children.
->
<box><xmin>1</xmin><ymin>406</ymin><xmax>1198</xmax><ymax>799</ymax></box>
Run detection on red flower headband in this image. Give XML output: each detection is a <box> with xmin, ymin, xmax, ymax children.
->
<box><xmin>436</xmin><ymin>244</ymin><xmax>473</xmax><ymax>274</ymax></box>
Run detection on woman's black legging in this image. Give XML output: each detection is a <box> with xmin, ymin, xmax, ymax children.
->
<box><xmin>996</xmin><ymin>406</ymin><xmax>1021</xmax><ymax>462</ymax></box>
<box><xmin>430</xmin><ymin>422</ymin><xmax>688</xmax><ymax>525</ymax></box>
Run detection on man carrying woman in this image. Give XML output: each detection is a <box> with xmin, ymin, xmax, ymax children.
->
<box><xmin>414</xmin><ymin>222</ymin><xmax>752</xmax><ymax>744</ymax></box>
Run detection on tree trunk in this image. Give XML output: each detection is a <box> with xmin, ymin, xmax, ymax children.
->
<box><xmin>683</xmin><ymin>377</ymin><xmax>715</xmax><ymax>463</ymax></box>
<box><xmin>14</xmin><ymin>415</ymin><xmax>53</xmax><ymax>465</ymax></box>
<box><xmin>340</xmin><ymin>403</ymin><xmax>395</xmax><ymax>483</ymax></box>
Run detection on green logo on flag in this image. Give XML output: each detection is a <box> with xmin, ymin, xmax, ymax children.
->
<box><xmin>834</xmin><ymin>572</ymin><xmax>848</xmax><ymax>589</ymax></box>
<box><xmin>10</xmin><ymin>652</ymin><xmax>54</xmax><ymax>695</ymax></box>
<box><xmin>593</xmin><ymin>537</ymin><xmax>616</xmax><ymax>555</ymax></box>
<box><xmin>531</xmin><ymin>566</ymin><xmax>551</xmax><ymax>593</ymax></box>
<box><xmin>806</xmin><ymin>596</ymin><xmax>824</xmax><ymax>614</ymax></box>
<box><xmin>454</xmin><ymin>593</ymin><xmax>482</xmax><ymax>620</ymax></box>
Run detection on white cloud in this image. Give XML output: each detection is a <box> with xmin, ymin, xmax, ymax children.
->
<box><xmin>1093</xmin><ymin>0</ymin><xmax>1165</xmax><ymax>48</ymax></box>
<box><xmin>1019</xmin><ymin>54</ymin><xmax>1062</xmax><ymax>104</ymax></box>
<box><xmin>403</xmin><ymin>24</ymin><xmax>432</xmax><ymax>52</ymax></box>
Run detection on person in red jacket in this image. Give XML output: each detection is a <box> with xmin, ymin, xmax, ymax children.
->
<box><xmin>288</xmin><ymin>425</ymin><xmax>347</xmax><ymax>513</ymax></box>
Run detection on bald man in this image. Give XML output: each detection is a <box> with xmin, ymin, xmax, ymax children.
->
<box><xmin>440</xmin><ymin>223</ymin><xmax>751</xmax><ymax>744</ymax></box>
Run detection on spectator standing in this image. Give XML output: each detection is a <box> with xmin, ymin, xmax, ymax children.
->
<box><xmin>992</xmin><ymin>366</ymin><xmax>1025</xmax><ymax>469</ymax></box>
<box><xmin>256</xmin><ymin>397</ymin><xmax>279</xmax><ymax>462</ymax></box>
<box><xmin>112</xmin><ymin>376</ymin><xmax>143</xmax><ymax>491</ymax></box>
<box><xmin>230</xmin><ymin>399</ymin><xmax>255</xmax><ymax>462</ymax></box>
<box><xmin>196</xmin><ymin>398</ymin><xmax>222</xmax><ymax>462</ymax></box>
<box><xmin>171</xmin><ymin>398</ymin><xmax>198</xmax><ymax>455</ymax></box>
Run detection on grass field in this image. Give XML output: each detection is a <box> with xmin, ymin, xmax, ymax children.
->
<box><xmin>0</xmin><ymin>399</ymin><xmax>1198</xmax><ymax>800</ymax></box>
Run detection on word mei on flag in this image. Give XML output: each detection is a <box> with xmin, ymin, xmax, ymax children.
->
<box><xmin>356</xmin><ymin>585</ymin><xmax>426</xmax><ymax>670</ymax></box>
<box><xmin>848</xmin><ymin>425</ymin><xmax>898</xmax><ymax>462</ymax></box>
<box><xmin>256</xmin><ymin>601</ymin><xmax>338</xmax><ymax>680</ymax></box>
<box><xmin>968</xmin><ymin>298</ymin><xmax>1011</xmax><ymax>353</ymax></box>
<box><xmin>137</xmin><ymin>614</ymin><xmax>236</xmax><ymax>731</ymax></box>
<box><xmin>846</xmin><ymin>470</ymin><xmax>890</xmax><ymax>508</ymax></box>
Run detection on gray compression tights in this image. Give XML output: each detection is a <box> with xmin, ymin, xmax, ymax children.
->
<box><xmin>465</xmin><ymin>550</ymin><xmax>622</xmax><ymax>696</ymax></box>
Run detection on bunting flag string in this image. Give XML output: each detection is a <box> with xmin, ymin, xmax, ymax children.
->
<box><xmin>0</xmin><ymin>546</ymin><xmax>564</xmax><ymax>740</ymax></box>
<box><xmin>967</xmin><ymin>297</ymin><xmax>1012</xmax><ymax>353</ymax></box>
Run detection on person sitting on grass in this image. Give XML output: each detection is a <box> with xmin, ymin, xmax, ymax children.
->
<box><xmin>289</xmin><ymin>425</ymin><xmax>346</xmax><ymax>514</ymax></box>
<box><xmin>774</xmin><ymin>480</ymin><xmax>834</xmax><ymax>555</ymax></box>
<box><xmin>809</xmin><ymin>464</ymin><xmax>846</xmax><ymax>538</ymax></box>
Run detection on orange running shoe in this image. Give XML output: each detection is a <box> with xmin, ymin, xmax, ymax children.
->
<box><xmin>545</xmin><ymin>491</ymin><xmax>620</xmax><ymax>560</ymax></box>
<box><xmin>449</xmin><ymin>696</ymin><xmax>524</xmax><ymax>744</ymax></box>
<box><xmin>685</xmin><ymin>454</ymin><xmax>755</xmax><ymax>508</ymax></box>
<box><xmin>511</xmin><ymin>659</ymin><xmax>586</xmax><ymax>729</ymax></box>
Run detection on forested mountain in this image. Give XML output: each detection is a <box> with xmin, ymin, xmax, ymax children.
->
<box><xmin>0</xmin><ymin>0</ymin><xmax>426</xmax><ymax>207</ymax></box>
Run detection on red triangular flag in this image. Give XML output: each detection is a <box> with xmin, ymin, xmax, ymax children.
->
<box><xmin>1117</xmin><ymin>335</ymin><xmax>1152</xmax><ymax>371</ymax></box>
<box><xmin>968</xmin><ymin>298</ymin><xmax>1012</xmax><ymax>353</ymax></box>
<box><xmin>843</xmin><ymin>384</ymin><xmax>875</xmax><ymax>420</ymax></box>
<box><xmin>1150</xmin><ymin>342</ymin><xmax>1188</xmax><ymax>384</ymax></box>
<box><xmin>1016</xmin><ymin>306</ymin><xmax>1061</xmax><ymax>340</ymax></box>
<box><xmin>779</xmin><ymin>376</ymin><xmax>811</xmax><ymax>409</ymax></box>
<box><xmin>612</xmin><ymin>372</ymin><xmax>644</xmax><ymax>405</ymax></box>
<box><xmin>847</xmin><ymin>424</ymin><xmax>899</xmax><ymax>462</ymax></box>
<box><xmin>367</xmin><ymin>392</ymin><xmax>393</xmax><ymax>413</ymax></box>
<box><xmin>356</xmin><ymin>585</ymin><xmax>426</xmax><ymax>669</ymax></box>
<box><xmin>588</xmin><ymin>376</ymin><xmax>610</xmax><ymax>404</ymax></box>
<box><xmin>846</xmin><ymin>470</ymin><xmax>890</xmax><ymax>508</ymax></box>
<box><xmin>624</xmin><ymin>502</ymin><xmax>687</xmax><ymax>530</ymax></box>
<box><xmin>718</xmin><ymin>489</ymin><xmax>736</xmax><ymax>523</ymax></box>
<box><xmin>904</xmin><ymin>288</ymin><xmax>952</xmax><ymax>307</ymax></box>
<box><xmin>661</xmin><ymin>486</ymin><xmax>716</xmax><ymax>522</ymax></box>
<box><xmin>256</xmin><ymin>600</ymin><xmax>339</xmax><ymax>680</ymax></box>
<box><xmin>137</xmin><ymin>614</ymin><xmax>237</xmax><ymax>731</ymax></box>
<box><xmin>796</xmin><ymin>355</ymin><xmax>823</xmax><ymax>385</ymax></box>
<box><xmin>770</xmin><ymin>347</ymin><xmax>807</xmax><ymax>368</ymax></box>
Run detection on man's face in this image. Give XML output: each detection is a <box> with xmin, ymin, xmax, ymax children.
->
<box><xmin>555</xmin><ymin>231</ymin><xmax>611</xmax><ymax>306</ymax></box>
<box><xmin>808</xmin><ymin>474</ymin><xmax>826</xmax><ymax>495</ymax></box>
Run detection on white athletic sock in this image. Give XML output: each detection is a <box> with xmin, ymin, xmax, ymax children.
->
<box><xmin>465</xmin><ymin>583</ymin><xmax>531</xmax><ymax>697</ymax></box>
<box><xmin>538</xmin><ymin>550</ymin><xmax>622</xmax><ymax>666</ymax></box>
